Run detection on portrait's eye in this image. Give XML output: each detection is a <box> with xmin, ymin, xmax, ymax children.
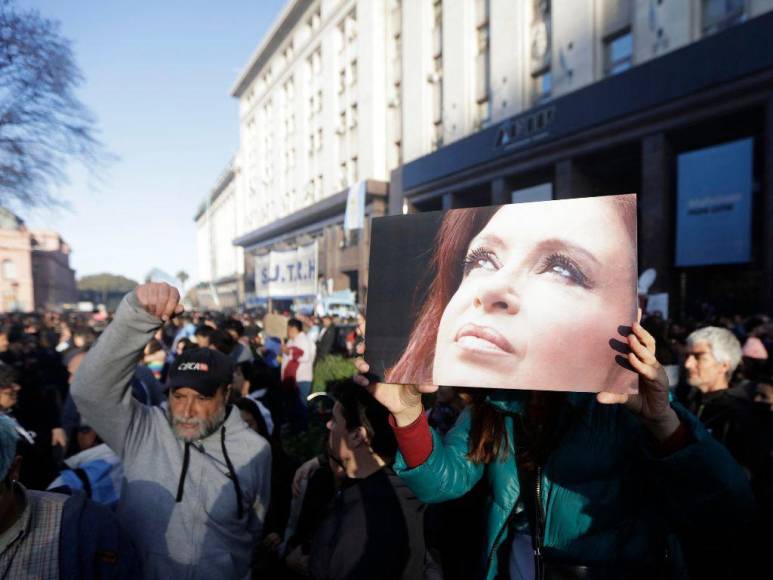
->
<box><xmin>539</xmin><ymin>253</ymin><xmax>593</xmax><ymax>289</ymax></box>
<box><xmin>462</xmin><ymin>247</ymin><xmax>500</xmax><ymax>275</ymax></box>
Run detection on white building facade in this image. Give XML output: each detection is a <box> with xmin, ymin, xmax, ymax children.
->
<box><xmin>197</xmin><ymin>0</ymin><xmax>773</xmax><ymax>309</ymax></box>
<box><xmin>194</xmin><ymin>162</ymin><xmax>245</xmax><ymax>309</ymax></box>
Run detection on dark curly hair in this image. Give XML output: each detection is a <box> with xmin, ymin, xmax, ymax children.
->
<box><xmin>0</xmin><ymin>364</ymin><xmax>18</xmax><ymax>389</ymax></box>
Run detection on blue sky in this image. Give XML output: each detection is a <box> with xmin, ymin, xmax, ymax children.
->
<box><xmin>18</xmin><ymin>0</ymin><xmax>286</xmax><ymax>285</ymax></box>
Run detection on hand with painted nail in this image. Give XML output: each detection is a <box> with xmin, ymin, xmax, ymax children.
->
<box><xmin>353</xmin><ymin>358</ymin><xmax>438</xmax><ymax>427</ymax></box>
<box><xmin>597</xmin><ymin>310</ymin><xmax>679</xmax><ymax>441</ymax></box>
<box><xmin>135</xmin><ymin>283</ymin><xmax>184</xmax><ymax>322</ymax></box>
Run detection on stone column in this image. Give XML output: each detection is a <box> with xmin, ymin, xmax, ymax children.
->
<box><xmin>491</xmin><ymin>177</ymin><xmax>511</xmax><ymax>205</ymax></box>
<box><xmin>554</xmin><ymin>158</ymin><xmax>592</xmax><ymax>199</ymax></box>
<box><xmin>639</xmin><ymin>133</ymin><xmax>674</xmax><ymax>298</ymax></box>
<box><xmin>763</xmin><ymin>96</ymin><xmax>773</xmax><ymax>310</ymax></box>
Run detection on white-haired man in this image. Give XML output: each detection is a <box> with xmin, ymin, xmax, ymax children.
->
<box><xmin>680</xmin><ymin>326</ymin><xmax>753</xmax><ymax>445</ymax></box>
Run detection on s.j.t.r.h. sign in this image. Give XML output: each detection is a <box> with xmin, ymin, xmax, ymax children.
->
<box><xmin>254</xmin><ymin>241</ymin><xmax>318</xmax><ymax>299</ymax></box>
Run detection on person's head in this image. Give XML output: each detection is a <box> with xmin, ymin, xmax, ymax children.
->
<box><xmin>167</xmin><ymin>348</ymin><xmax>234</xmax><ymax>442</ymax></box>
<box><xmin>326</xmin><ymin>382</ymin><xmax>397</xmax><ymax>478</ymax></box>
<box><xmin>66</xmin><ymin>350</ymin><xmax>87</xmax><ymax>385</ymax></box>
<box><xmin>144</xmin><ymin>338</ymin><xmax>164</xmax><ymax>357</ymax></box>
<box><xmin>176</xmin><ymin>337</ymin><xmax>195</xmax><ymax>356</ymax></box>
<box><xmin>72</xmin><ymin>325</ymin><xmax>97</xmax><ymax>349</ymax></box>
<box><xmin>194</xmin><ymin>325</ymin><xmax>215</xmax><ymax>348</ymax></box>
<box><xmin>234</xmin><ymin>397</ymin><xmax>270</xmax><ymax>439</ymax></box>
<box><xmin>388</xmin><ymin>195</ymin><xmax>638</xmax><ymax>393</ymax></box>
<box><xmin>76</xmin><ymin>425</ymin><xmax>101</xmax><ymax>451</ymax></box>
<box><xmin>210</xmin><ymin>329</ymin><xmax>236</xmax><ymax>355</ymax></box>
<box><xmin>224</xmin><ymin>320</ymin><xmax>245</xmax><ymax>341</ymax></box>
<box><xmin>0</xmin><ymin>416</ymin><xmax>21</xmax><ymax>518</ymax></box>
<box><xmin>685</xmin><ymin>326</ymin><xmax>743</xmax><ymax>393</ymax></box>
<box><xmin>322</xmin><ymin>315</ymin><xmax>333</xmax><ymax>328</ymax></box>
<box><xmin>0</xmin><ymin>365</ymin><xmax>20</xmax><ymax>413</ymax></box>
<box><xmin>287</xmin><ymin>318</ymin><xmax>303</xmax><ymax>340</ymax></box>
<box><xmin>0</xmin><ymin>331</ymin><xmax>8</xmax><ymax>353</ymax></box>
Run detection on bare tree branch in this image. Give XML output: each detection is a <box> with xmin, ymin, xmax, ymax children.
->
<box><xmin>0</xmin><ymin>0</ymin><xmax>110</xmax><ymax>211</ymax></box>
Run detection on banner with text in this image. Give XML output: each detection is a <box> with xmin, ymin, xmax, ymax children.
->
<box><xmin>254</xmin><ymin>241</ymin><xmax>318</xmax><ymax>299</ymax></box>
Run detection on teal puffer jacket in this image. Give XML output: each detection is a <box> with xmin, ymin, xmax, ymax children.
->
<box><xmin>393</xmin><ymin>391</ymin><xmax>755</xmax><ymax>579</ymax></box>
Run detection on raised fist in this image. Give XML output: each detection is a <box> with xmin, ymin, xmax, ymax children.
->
<box><xmin>135</xmin><ymin>283</ymin><xmax>184</xmax><ymax>321</ymax></box>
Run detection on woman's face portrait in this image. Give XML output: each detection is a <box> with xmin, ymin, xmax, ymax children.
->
<box><xmin>432</xmin><ymin>196</ymin><xmax>637</xmax><ymax>392</ymax></box>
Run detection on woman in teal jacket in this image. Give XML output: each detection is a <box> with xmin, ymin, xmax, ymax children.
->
<box><xmin>358</xmin><ymin>327</ymin><xmax>755</xmax><ymax>579</ymax></box>
<box><xmin>356</xmin><ymin>203</ymin><xmax>755</xmax><ymax>578</ymax></box>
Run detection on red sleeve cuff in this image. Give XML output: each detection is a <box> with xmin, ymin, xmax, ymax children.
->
<box><xmin>653</xmin><ymin>420</ymin><xmax>690</xmax><ymax>457</ymax></box>
<box><xmin>389</xmin><ymin>409</ymin><xmax>432</xmax><ymax>468</ymax></box>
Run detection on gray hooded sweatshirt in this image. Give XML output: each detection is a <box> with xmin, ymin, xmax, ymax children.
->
<box><xmin>71</xmin><ymin>292</ymin><xmax>271</xmax><ymax>580</ymax></box>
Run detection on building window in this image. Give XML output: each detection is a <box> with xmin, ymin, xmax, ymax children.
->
<box><xmin>2</xmin><ymin>260</ymin><xmax>16</xmax><ymax>281</ymax></box>
<box><xmin>604</xmin><ymin>30</ymin><xmax>633</xmax><ymax>76</ymax></box>
<box><xmin>309</xmin><ymin>48</ymin><xmax>322</xmax><ymax>75</ymax></box>
<box><xmin>339</xmin><ymin>68</ymin><xmax>346</xmax><ymax>94</ymax></box>
<box><xmin>338</xmin><ymin>110</ymin><xmax>347</xmax><ymax>136</ymax></box>
<box><xmin>345</xmin><ymin>12</ymin><xmax>357</xmax><ymax>42</ymax></box>
<box><xmin>475</xmin><ymin>0</ymin><xmax>491</xmax><ymax>129</ymax></box>
<box><xmin>284</xmin><ymin>78</ymin><xmax>295</xmax><ymax>101</ymax></box>
<box><xmin>530</xmin><ymin>0</ymin><xmax>551</xmax><ymax>103</ymax></box>
<box><xmin>702</xmin><ymin>0</ymin><xmax>746</xmax><ymax>35</ymax></box>
<box><xmin>349</xmin><ymin>59</ymin><xmax>358</xmax><ymax>86</ymax></box>
<box><xmin>532</xmin><ymin>71</ymin><xmax>552</xmax><ymax>103</ymax></box>
<box><xmin>283</xmin><ymin>42</ymin><xmax>294</xmax><ymax>63</ymax></box>
<box><xmin>431</xmin><ymin>0</ymin><xmax>443</xmax><ymax>150</ymax></box>
<box><xmin>308</xmin><ymin>7</ymin><xmax>321</xmax><ymax>33</ymax></box>
<box><xmin>389</xmin><ymin>0</ymin><xmax>403</xmax><ymax>168</ymax></box>
<box><xmin>349</xmin><ymin>103</ymin><xmax>358</xmax><ymax>129</ymax></box>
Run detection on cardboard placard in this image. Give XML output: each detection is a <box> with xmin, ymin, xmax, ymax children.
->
<box><xmin>263</xmin><ymin>313</ymin><xmax>289</xmax><ymax>340</ymax></box>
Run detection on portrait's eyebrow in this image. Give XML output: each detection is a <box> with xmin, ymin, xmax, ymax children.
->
<box><xmin>535</xmin><ymin>238</ymin><xmax>601</xmax><ymax>267</ymax></box>
<box><xmin>468</xmin><ymin>233</ymin><xmax>507</xmax><ymax>251</ymax></box>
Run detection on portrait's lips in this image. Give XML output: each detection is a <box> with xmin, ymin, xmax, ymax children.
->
<box><xmin>454</xmin><ymin>323</ymin><xmax>516</xmax><ymax>355</ymax></box>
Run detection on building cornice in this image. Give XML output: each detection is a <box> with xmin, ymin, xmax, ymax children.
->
<box><xmin>233</xmin><ymin>180</ymin><xmax>387</xmax><ymax>249</ymax></box>
<box><xmin>230</xmin><ymin>0</ymin><xmax>313</xmax><ymax>98</ymax></box>
<box><xmin>194</xmin><ymin>160</ymin><xmax>236</xmax><ymax>222</ymax></box>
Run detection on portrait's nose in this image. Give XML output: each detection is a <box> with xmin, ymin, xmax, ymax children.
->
<box><xmin>684</xmin><ymin>355</ymin><xmax>696</xmax><ymax>371</ymax></box>
<box><xmin>473</xmin><ymin>271</ymin><xmax>520</xmax><ymax>315</ymax></box>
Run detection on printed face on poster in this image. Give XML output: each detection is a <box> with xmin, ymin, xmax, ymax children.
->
<box><xmin>365</xmin><ymin>194</ymin><xmax>639</xmax><ymax>394</ymax></box>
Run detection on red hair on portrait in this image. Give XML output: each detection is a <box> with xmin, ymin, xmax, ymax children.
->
<box><xmin>386</xmin><ymin>206</ymin><xmax>499</xmax><ymax>384</ymax></box>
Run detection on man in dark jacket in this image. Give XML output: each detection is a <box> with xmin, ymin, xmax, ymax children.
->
<box><xmin>308</xmin><ymin>382</ymin><xmax>425</xmax><ymax>580</ymax></box>
<box><xmin>0</xmin><ymin>415</ymin><xmax>140</xmax><ymax>579</ymax></box>
<box><xmin>315</xmin><ymin>316</ymin><xmax>336</xmax><ymax>362</ymax></box>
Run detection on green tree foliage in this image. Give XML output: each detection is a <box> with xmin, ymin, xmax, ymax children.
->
<box><xmin>78</xmin><ymin>273</ymin><xmax>138</xmax><ymax>309</ymax></box>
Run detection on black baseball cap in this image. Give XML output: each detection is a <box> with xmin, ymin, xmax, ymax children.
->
<box><xmin>167</xmin><ymin>348</ymin><xmax>235</xmax><ymax>397</ymax></box>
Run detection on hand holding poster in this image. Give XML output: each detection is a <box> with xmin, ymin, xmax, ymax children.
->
<box><xmin>365</xmin><ymin>194</ymin><xmax>639</xmax><ymax>394</ymax></box>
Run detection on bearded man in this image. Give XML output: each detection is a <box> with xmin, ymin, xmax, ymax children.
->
<box><xmin>71</xmin><ymin>283</ymin><xmax>271</xmax><ymax>580</ymax></box>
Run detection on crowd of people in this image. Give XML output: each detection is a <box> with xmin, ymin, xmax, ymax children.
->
<box><xmin>0</xmin><ymin>281</ymin><xmax>770</xmax><ymax>579</ymax></box>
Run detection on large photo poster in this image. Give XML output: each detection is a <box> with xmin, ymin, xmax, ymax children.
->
<box><xmin>366</xmin><ymin>194</ymin><xmax>639</xmax><ymax>394</ymax></box>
